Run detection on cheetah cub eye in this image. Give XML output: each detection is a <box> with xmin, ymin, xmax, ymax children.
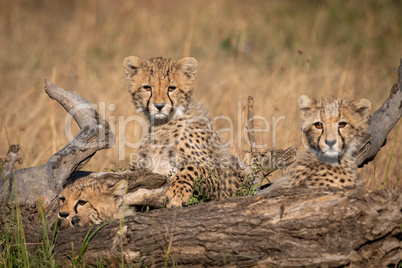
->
<box><xmin>142</xmin><ymin>85</ymin><xmax>152</xmax><ymax>92</ymax></box>
<box><xmin>168</xmin><ymin>86</ymin><xmax>177</xmax><ymax>92</ymax></box>
<box><xmin>338</xmin><ymin>122</ymin><xmax>347</xmax><ymax>128</ymax></box>
<box><xmin>314</xmin><ymin>122</ymin><xmax>323</xmax><ymax>129</ymax></box>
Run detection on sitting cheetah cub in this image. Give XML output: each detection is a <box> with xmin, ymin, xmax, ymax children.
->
<box><xmin>288</xmin><ymin>95</ymin><xmax>372</xmax><ymax>189</ymax></box>
<box><xmin>56</xmin><ymin>178</ymin><xmax>133</xmax><ymax>229</ymax></box>
<box><xmin>123</xmin><ymin>56</ymin><xmax>243</xmax><ymax>207</ymax></box>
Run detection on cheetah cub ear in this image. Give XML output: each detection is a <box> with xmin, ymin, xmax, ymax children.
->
<box><xmin>298</xmin><ymin>95</ymin><xmax>317</xmax><ymax>120</ymax></box>
<box><xmin>351</xmin><ymin>98</ymin><xmax>372</xmax><ymax>121</ymax></box>
<box><xmin>175</xmin><ymin>57</ymin><xmax>198</xmax><ymax>80</ymax></box>
<box><xmin>123</xmin><ymin>56</ymin><xmax>145</xmax><ymax>78</ymax></box>
<box><xmin>106</xmin><ymin>180</ymin><xmax>128</xmax><ymax>206</ymax></box>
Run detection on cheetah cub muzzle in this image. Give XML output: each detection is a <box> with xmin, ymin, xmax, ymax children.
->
<box><xmin>123</xmin><ymin>56</ymin><xmax>244</xmax><ymax>207</ymax></box>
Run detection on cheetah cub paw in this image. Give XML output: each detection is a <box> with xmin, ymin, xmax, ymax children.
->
<box><xmin>166</xmin><ymin>183</ymin><xmax>193</xmax><ymax>208</ymax></box>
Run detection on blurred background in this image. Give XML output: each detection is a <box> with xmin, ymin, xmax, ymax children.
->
<box><xmin>0</xmin><ymin>0</ymin><xmax>400</xmax><ymax>189</ymax></box>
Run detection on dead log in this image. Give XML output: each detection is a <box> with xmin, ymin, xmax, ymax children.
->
<box><xmin>0</xmin><ymin>80</ymin><xmax>115</xmax><ymax>205</ymax></box>
<box><xmin>48</xmin><ymin>188</ymin><xmax>401</xmax><ymax>267</ymax></box>
<box><xmin>1</xmin><ymin>187</ymin><xmax>400</xmax><ymax>267</ymax></box>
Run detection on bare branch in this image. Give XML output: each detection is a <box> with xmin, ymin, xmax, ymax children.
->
<box><xmin>0</xmin><ymin>80</ymin><xmax>115</xmax><ymax>205</ymax></box>
<box><xmin>44</xmin><ymin>79</ymin><xmax>115</xmax><ymax>186</ymax></box>
<box><xmin>258</xmin><ymin>146</ymin><xmax>297</xmax><ymax>174</ymax></box>
<box><xmin>0</xmin><ymin>144</ymin><xmax>22</xmax><ymax>178</ymax></box>
<box><xmin>246</xmin><ymin>96</ymin><xmax>257</xmax><ymax>157</ymax></box>
<box><xmin>358</xmin><ymin>58</ymin><xmax>402</xmax><ymax>167</ymax></box>
<box><xmin>125</xmin><ymin>187</ymin><xmax>167</xmax><ymax>207</ymax></box>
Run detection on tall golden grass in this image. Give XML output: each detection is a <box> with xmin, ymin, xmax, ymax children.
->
<box><xmin>0</xmin><ymin>0</ymin><xmax>400</xmax><ymax>189</ymax></box>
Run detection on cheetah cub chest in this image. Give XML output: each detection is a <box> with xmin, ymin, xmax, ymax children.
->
<box><xmin>290</xmin><ymin>95</ymin><xmax>372</xmax><ymax>189</ymax></box>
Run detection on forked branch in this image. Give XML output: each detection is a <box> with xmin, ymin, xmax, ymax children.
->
<box><xmin>0</xmin><ymin>80</ymin><xmax>115</xmax><ymax>205</ymax></box>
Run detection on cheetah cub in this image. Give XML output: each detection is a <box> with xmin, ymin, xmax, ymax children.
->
<box><xmin>56</xmin><ymin>178</ymin><xmax>133</xmax><ymax>229</ymax></box>
<box><xmin>123</xmin><ymin>56</ymin><xmax>243</xmax><ymax>207</ymax></box>
<box><xmin>288</xmin><ymin>95</ymin><xmax>372</xmax><ymax>189</ymax></box>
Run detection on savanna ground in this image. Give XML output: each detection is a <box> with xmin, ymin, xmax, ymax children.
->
<box><xmin>0</xmin><ymin>1</ymin><xmax>401</xmax><ymax>191</ymax></box>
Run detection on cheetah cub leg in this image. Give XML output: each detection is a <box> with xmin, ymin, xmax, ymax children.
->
<box><xmin>166</xmin><ymin>164</ymin><xmax>204</xmax><ymax>208</ymax></box>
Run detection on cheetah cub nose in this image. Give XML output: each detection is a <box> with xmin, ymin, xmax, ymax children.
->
<box><xmin>59</xmin><ymin>212</ymin><xmax>69</xmax><ymax>218</ymax></box>
<box><xmin>325</xmin><ymin>139</ymin><xmax>337</xmax><ymax>148</ymax></box>
<box><xmin>154</xmin><ymin>103</ymin><xmax>166</xmax><ymax>111</ymax></box>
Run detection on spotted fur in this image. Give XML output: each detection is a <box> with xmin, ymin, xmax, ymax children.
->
<box><xmin>289</xmin><ymin>95</ymin><xmax>371</xmax><ymax>188</ymax></box>
<box><xmin>56</xmin><ymin>178</ymin><xmax>133</xmax><ymax>229</ymax></box>
<box><xmin>124</xmin><ymin>56</ymin><xmax>244</xmax><ymax>207</ymax></box>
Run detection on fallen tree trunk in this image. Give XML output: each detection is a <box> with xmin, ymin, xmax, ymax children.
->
<box><xmin>49</xmin><ymin>188</ymin><xmax>401</xmax><ymax>267</ymax></box>
<box><xmin>1</xmin><ymin>187</ymin><xmax>401</xmax><ymax>267</ymax></box>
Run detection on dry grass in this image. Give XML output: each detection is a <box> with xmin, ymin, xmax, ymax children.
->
<box><xmin>0</xmin><ymin>0</ymin><xmax>400</xmax><ymax>189</ymax></box>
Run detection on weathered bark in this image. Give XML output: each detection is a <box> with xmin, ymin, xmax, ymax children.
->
<box><xmin>47</xmin><ymin>188</ymin><xmax>401</xmax><ymax>267</ymax></box>
<box><xmin>0</xmin><ymin>80</ymin><xmax>115</xmax><ymax>205</ymax></box>
<box><xmin>1</xmin><ymin>188</ymin><xmax>400</xmax><ymax>267</ymax></box>
<box><xmin>357</xmin><ymin>57</ymin><xmax>402</xmax><ymax>167</ymax></box>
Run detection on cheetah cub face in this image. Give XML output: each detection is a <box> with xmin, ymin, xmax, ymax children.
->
<box><xmin>298</xmin><ymin>95</ymin><xmax>371</xmax><ymax>163</ymax></box>
<box><xmin>123</xmin><ymin>56</ymin><xmax>198</xmax><ymax>126</ymax></box>
<box><xmin>56</xmin><ymin>178</ymin><xmax>132</xmax><ymax>229</ymax></box>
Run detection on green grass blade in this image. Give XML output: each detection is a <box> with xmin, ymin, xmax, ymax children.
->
<box><xmin>69</xmin><ymin>221</ymin><xmax>111</xmax><ymax>266</ymax></box>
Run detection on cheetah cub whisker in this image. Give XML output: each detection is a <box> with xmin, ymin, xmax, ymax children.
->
<box><xmin>123</xmin><ymin>56</ymin><xmax>244</xmax><ymax>207</ymax></box>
